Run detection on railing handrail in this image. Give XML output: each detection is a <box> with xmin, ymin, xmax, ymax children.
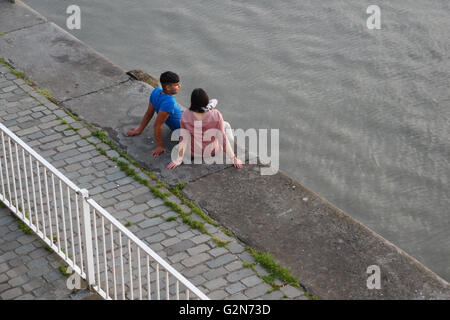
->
<box><xmin>0</xmin><ymin>121</ymin><xmax>208</xmax><ymax>300</ymax></box>
<box><xmin>0</xmin><ymin>122</ymin><xmax>80</xmax><ymax>193</ymax></box>
<box><xmin>86</xmin><ymin>198</ymin><xmax>210</xmax><ymax>300</ymax></box>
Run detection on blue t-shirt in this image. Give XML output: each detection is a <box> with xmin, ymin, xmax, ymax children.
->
<box><xmin>149</xmin><ymin>86</ymin><xmax>183</xmax><ymax>131</ymax></box>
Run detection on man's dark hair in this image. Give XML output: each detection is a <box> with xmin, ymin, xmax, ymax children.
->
<box><xmin>190</xmin><ymin>88</ymin><xmax>209</xmax><ymax>113</ymax></box>
<box><xmin>160</xmin><ymin>71</ymin><xmax>180</xmax><ymax>86</ymax></box>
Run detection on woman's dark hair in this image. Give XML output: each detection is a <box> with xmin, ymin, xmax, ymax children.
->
<box><xmin>190</xmin><ymin>88</ymin><xmax>209</xmax><ymax>113</ymax></box>
<box><xmin>160</xmin><ymin>71</ymin><xmax>180</xmax><ymax>85</ymax></box>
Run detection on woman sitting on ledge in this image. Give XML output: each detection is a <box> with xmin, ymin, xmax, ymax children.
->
<box><xmin>166</xmin><ymin>88</ymin><xmax>243</xmax><ymax>169</ymax></box>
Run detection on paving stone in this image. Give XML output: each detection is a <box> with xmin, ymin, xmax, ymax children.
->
<box><xmin>114</xmin><ymin>200</ymin><xmax>134</xmax><ymax>211</ymax></box>
<box><xmin>226</xmin><ymin>241</ymin><xmax>245</xmax><ymax>254</ymax></box>
<box><xmin>106</xmin><ymin>171</ymin><xmax>127</xmax><ymax>182</ymax></box>
<box><xmin>91</xmin><ymin>155</ymin><xmax>108</xmax><ymax>164</ymax></box>
<box><xmin>64</xmin><ymin>163</ymin><xmax>83</xmax><ymax>172</ymax></box>
<box><xmin>208</xmin><ymin>289</ymin><xmax>228</xmax><ymax>300</ymax></box>
<box><xmin>226</xmin><ymin>282</ymin><xmax>246</xmax><ymax>295</ymax></box>
<box><xmin>29</xmin><ymin>247</ymin><xmax>50</xmax><ymax>260</ymax></box>
<box><xmin>65</xmin><ymin>153</ymin><xmax>92</xmax><ymax>164</ymax></box>
<box><xmin>138</xmin><ymin>217</ymin><xmax>165</xmax><ymax>229</ymax></box>
<box><xmin>39</xmin><ymin>120</ymin><xmax>61</xmax><ymax>130</ymax></box>
<box><xmin>62</xmin><ymin>116</ymin><xmax>76</xmax><ymax>124</ymax></box>
<box><xmin>106</xmin><ymin>150</ymin><xmax>119</xmax><ymax>158</ymax></box>
<box><xmin>89</xmin><ymin>186</ymin><xmax>105</xmax><ymax>196</ymax></box>
<box><xmin>53</xmin><ymin>148</ymin><xmax>80</xmax><ymax>161</ymax></box>
<box><xmin>102</xmin><ymin>189</ymin><xmax>121</xmax><ymax>199</ymax></box>
<box><xmin>0</xmin><ymin>251</ymin><xmax>18</xmax><ymax>262</ymax></box>
<box><xmin>14</xmin><ymin>293</ymin><xmax>36</xmax><ymax>300</ymax></box>
<box><xmin>204</xmin><ymin>277</ymin><xmax>227</xmax><ymax>291</ymax></box>
<box><xmin>203</xmin><ymin>267</ymin><xmax>229</xmax><ymax>281</ymax></box>
<box><xmin>161</xmin><ymin>237</ymin><xmax>181</xmax><ymax>247</ymax></box>
<box><xmin>56</xmin><ymin>143</ymin><xmax>77</xmax><ymax>152</ymax></box>
<box><xmin>280</xmin><ymin>285</ymin><xmax>306</xmax><ymax>299</ymax></box>
<box><xmin>2</xmin><ymin>85</ymin><xmax>18</xmax><ymax>93</ymax></box>
<box><xmin>79</xmin><ymin>144</ymin><xmax>96</xmax><ymax>153</ymax></box>
<box><xmin>241</xmin><ymin>275</ymin><xmax>263</xmax><ymax>287</ymax></box>
<box><xmin>31</xmin><ymin>105</ymin><xmax>47</xmax><ymax>112</ymax></box>
<box><xmin>253</xmin><ymin>264</ymin><xmax>270</xmax><ymax>277</ymax></box>
<box><xmin>1</xmin><ymin>287</ymin><xmax>23</xmax><ymax>300</ymax></box>
<box><xmin>226</xmin><ymin>268</ymin><xmax>254</xmax><ymax>283</ymax></box>
<box><xmin>40</xmin><ymin>114</ymin><xmax>57</xmax><ymax>123</ymax></box>
<box><xmin>42</xmin><ymin>270</ymin><xmax>63</xmax><ymax>283</ymax></box>
<box><xmin>16</xmin><ymin>126</ymin><xmax>40</xmax><ymax>137</ymax></box>
<box><xmin>190</xmin><ymin>275</ymin><xmax>208</xmax><ymax>287</ymax></box>
<box><xmin>0</xmin><ymin>262</ymin><xmax>8</xmax><ymax>273</ymax></box>
<box><xmin>206</xmin><ymin>253</ymin><xmax>236</xmax><ymax>269</ymax></box>
<box><xmin>187</xmin><ymin>244</ymin><xmax>210</xmax><ymax>256</ymax></box>
<box><xmin>177</xmin><ymin>230</ymin><xmax>196</xmax><ymax>240</ymax></box>
<box><xmin>14</xmin><ymin>243</ymin><xmax>35</xmax><ymax>255</ymax></box>
<box><xmin>238</xmin><ymin>251</ymin><xmax>256</xmax><ymax>264</ymax></box>
<box><xmin>144</xmin><ymin>205</ymin><xmax>172</xmax><ymax>217</ymax></box>
<box><xmin>210</xmin><ymin>247</ymin><xmax>228</xmax><ymax>257</ymax></box>
<box><xmin>27</xmin><ymin>131</ymin><xmax>45</xmax><ymax>140</ymax></box>
<box><xmin>78</xmin><ymin>174</ymin><xmax>97</xmax><ymax>184</ymax></box>
<box><xmin>162</xmin><ymin>211</ymin><xmax>178</xmax><ymax>219</ymax></box>
<box><xmin>62</xmin><ymin>135</ymin><xmax>81</xmax><ymax>145</ymax></box>
<box><xmin>0</xmin><ymin>274</ymin><xmax>9</xmax><ymax>283</ymax></box>
<box><xmin>102</xmin><ymin>181</ymin><xmax>118</xmax><ymax>190</ymax></box>
<box><xmin>166</xmin><ymin>195</ymin><xmax>182</xmax><ymax>204</ymax></box>
<box><xmin>181</xmin><ymin>253</ymin><xmax>211</xmax><ymax>268</ymax></box>
<box><xmin>191</xmin><ymin>234</ymin><xmax>211</xmax><ymax>245</ymax></box>
<box><xmin>131</xmin><ymin>186</ymin><xmax>148</xmax><ymax>196</ymax></box>
<box><xmin>129</xmin><ymin>203</ymin><xmax>149</xmax><ymax>214</ymax></box>
<box><xmin>134</xmin><ymin>226</ymin><xmax>160</xmax><ymax>239</ymax></box>
<box><xmin>146</xmin><ymin>198</ymin><xmax>164</xmax><ymax>208</ymax></box>
<box><xmin>8</xmin><ymin>275</ymin><xmax>30</xmax><ymax>287</ymax></box>
<box><xmin>164</xmin><ymin>229</ymin><xmax>178</xmax><ymax>237</ymax></box>
<box><xmin>175</xmin><ymin>224</ymin><xmax>191</xmax><ymax>233</ymax></box>
<box><xmin>165</xmin><ymin>239</ymin><xmax>196</xmax><ymax>256</ymax></box>
<box><xmin>76</xmin><ymin>128</ymin><xmax>91</xmax><ymax>137</ymax></box>
<box><xmin>54</xmin><ymin>124</ymin><xmax>69</xmax><ymax>132</ymax></box>
<box><xmin>168</xmin><ymin>252</ymin><xmax>188</xmax><ymax>264</ymax></box>
<box><xmin>260</xmin><ymin>290</ymin><xmax>284</xmax><ymax>300</ymax></box>
<box><xmin>128</xmin><ymin>213</ymin><xmax>145</xmax><ymax>224</ymax></box>
<box><xmin>118</xmin><ymin>184</ymin><xmax>134</xmax><ymax>193</ymax></box>
<box><xmin>225</xmin><ymin>261</ymin><xmax>244</xmax><ymax>272</ymax></box>
<box><xmin>145</xmin><ymin>233</ymin><xmax>165</xmax><ymax>243</ymax></box>
<box><xmin>40</xmin><ymin>140</ymin><xmax>63</xmax><ymax>151</ymax></box>
<box><xmin>8</xmin><ymin>256</ymin><xmax>31</xmax><ymax>267</ymax></box>
<box><xmin>244</xmin><ymin>283</ymin><xmax>273</xmax><ymax>299</ymax></box>
<box><xmin>76</xmin><ymin>139</ymin><xmax>89</xmax><ymax>147</ymax></box>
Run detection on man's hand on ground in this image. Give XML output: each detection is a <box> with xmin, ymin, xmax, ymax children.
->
<box><xmin>126</xmin><ymin>128</ymin><xmax>141</xmax><ymax>136</ymax></box>
<box><xmin>151</xmin><ymin>146</ymin><xmax>167</xmax><ymax>157</ymax></box>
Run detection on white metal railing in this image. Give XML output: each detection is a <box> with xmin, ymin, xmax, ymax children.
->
<box><xmin>0</xmin><ymin>122</ymin><xmax>209</xmax><ymax>300</ymax></box>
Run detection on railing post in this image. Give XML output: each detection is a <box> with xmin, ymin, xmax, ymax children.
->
<box><xmin>79</xmin><ymin>188</ymin><xmax>95</xmax><ymax>286</ymax></box>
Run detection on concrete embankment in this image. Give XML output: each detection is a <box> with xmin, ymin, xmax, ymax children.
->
<box><xmin>1</xmin><ymin>0</ymin><xmax>449</xmax><ymax>299</ymax></box>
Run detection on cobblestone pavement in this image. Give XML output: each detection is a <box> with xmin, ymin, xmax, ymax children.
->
<box><xmin>0</xmin><ymin>205</ymin><xmax>99</xmax><ymax>300</ymax></box>
<box><xmin>0</xmin><ymin>64</ymin><xmax>309</xmax><ymax>300</ymax></box>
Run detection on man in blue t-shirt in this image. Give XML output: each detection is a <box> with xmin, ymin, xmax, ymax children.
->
<box><xmin>126</xmin><ymin>71</ymin><xmax>183</xmax><ymax>157</ymax></box>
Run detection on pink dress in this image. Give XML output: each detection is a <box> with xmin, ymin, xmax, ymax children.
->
<box><xmin>179</xmin><ymin>109</ymin><xmax>228</xmax><ymax>158</ymax></box>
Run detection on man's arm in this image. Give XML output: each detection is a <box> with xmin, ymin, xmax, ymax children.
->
<box><xmin>151</xmin><ymin>110</ymin><xmax>170</xmax><ymax>156</ymax></box>
<box><xmin>126</xmin><ymin>102</ymin><xmax>156</xmax><ymax>136</ymax></box>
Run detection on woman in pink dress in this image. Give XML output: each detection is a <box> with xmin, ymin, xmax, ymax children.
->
<box><xmin>166</xmin><ymin>88</ymin><xmax>243</xmax><ymax>169</ymax></box>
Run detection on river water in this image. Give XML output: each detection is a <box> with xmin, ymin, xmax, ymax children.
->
<box><xmin>22</xmin><ymin>0</ymin><xmax>450</xmax><ymax>281</ymax></box>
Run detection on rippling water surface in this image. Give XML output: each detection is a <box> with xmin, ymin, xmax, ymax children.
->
<box><xmin>23</xmin><ymin>0</ymin><xmax>450</xmax><ymax>280</ymax></box>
